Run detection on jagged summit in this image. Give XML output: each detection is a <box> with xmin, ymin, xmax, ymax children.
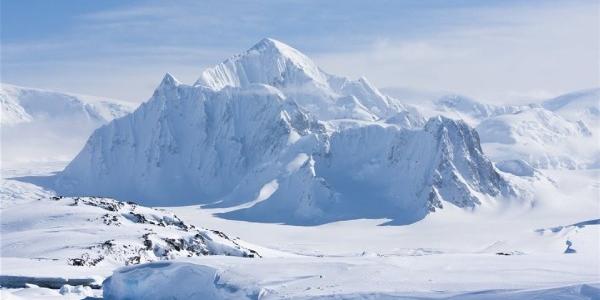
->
<box><xmin>249</xmin><ymin>38</ymin><xmax>316</xmax><ymax>67</ymax></box>
<box><xmin>158</xmin><ymin>72</ymin><xmax>181</xmax><ymax>90</ymax></box>
<box><xmin>195</xmin><ymin>37</ymin><xmax>327</xmax><ymax>91</ymax></box>
<box><xmin>250</xmin><ymin>37</ymin><xmax>295</xmax><ymax>52</ymax></box>
<box><xmin>193</xmin><ymin>38</ymin><xmax>420</xmax><ymax>122</ymax></box>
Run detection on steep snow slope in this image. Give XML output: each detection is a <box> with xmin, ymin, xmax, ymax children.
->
<box><xmin>196</xmin><ymin>38</ymin><xmax>423</xmax><ymax>125</ymax></box>
<box><xmin>1</xmin><ymin>84</ymin><xmax>135</xmax><ymax>163</ymax></box>
<box><xmin>54</xmin><ymin>38</ymin><xmax>512</xmax><ymax>225</ymax></box>
<box><xmin>57</xmin><ymin>78</ymin><xmax>321</xmax><ymax>206</ymax></box>
<box><xmin>220</xmin><ymin>116</ymin><xmax>512</xmax><ymax>225</ymax></box>
<box><xmin>477</xmin><ymin>107</ymin><xmax>596</xmax><ymax>169</ymax></box>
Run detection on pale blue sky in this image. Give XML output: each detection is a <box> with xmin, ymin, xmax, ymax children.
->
<box><xmin>1</xmin><ymin>0</ymin><xmax>598</xmax><ymax>103</ymax></box>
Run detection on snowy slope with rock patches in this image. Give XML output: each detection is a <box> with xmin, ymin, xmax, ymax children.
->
<box><xmin>54</xmin><ymin>38</ymin><xmax>513</xmax><ymax>225</ymax></box>
<box><xmin>1</xmin><ymin>84</ymin><xmax>135</xmax><ymax>164</ymax></box>
<box><xmin>0</xmin><ymin>190</ymin><xmax>259</xmax><ymax>270</ymax></box>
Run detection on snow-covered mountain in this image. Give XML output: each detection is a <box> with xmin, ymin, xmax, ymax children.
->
<box><xmin>542</xmin><ymin>88</ymin><xmax>600</xmax><ymax>126</ymax></box>
<box><xmin>1</xmin><ymin>84</ymin><xmax>133</xmax><ymax>126</ymax></box>
<box><xmin>54</xmin><ymin>38</ymin><xmax>513</xmax><ymax>225</ymax></box>
<box><xmin>433</xmin><ymin>94</ymin><xmax>529</xmax><ymax>126</ymax></box>
<box><xmin>196</xmin><ymin>38</ymin><xmax>423</xmax><ymax>125</ymax></box>
<box><xmin>1</xmin><ymin>84</ymin><xmax>135</xmax><ymax>163</ymax></box>
<box><xmin>384</xmin><ymin>89</ymin><xmax>599</xmax><ymax>170</ymax></box>
<box><xmin>477</xmin><ymin>107</ymin><xmax>596</xmax><ymax>169</ymax></box>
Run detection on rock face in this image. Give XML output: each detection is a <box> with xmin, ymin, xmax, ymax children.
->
<box><xmin>56</xmin><ymin>38</ymin><xmax>513</xmax><ymax>225</ymax></box>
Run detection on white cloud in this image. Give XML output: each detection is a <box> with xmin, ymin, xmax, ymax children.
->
<box><xmin>314</xmin><ymin>1</ymin><xmax>599</xmax><ymax>103</ymax></box>
<box><xmin>2</xmin><ymin>0</ymin><xmax>598</xmax><ymax>104</ymax></box>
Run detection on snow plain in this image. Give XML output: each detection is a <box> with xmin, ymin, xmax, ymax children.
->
<box><xmin>1</xmin><ymin>162</ymin><xmax>599</xmax><ymax>299</ymax></box>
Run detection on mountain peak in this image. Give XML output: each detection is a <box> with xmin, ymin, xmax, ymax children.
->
<box><xmin>195</xmin><ymin>38</ymin><xmax>326</xmax><ymax>90</ymax></box>
<box><xmin>250</xmin><ymin>37</ymin><xmax>290</xmax><ymax>52</ymax></box>
<box><xmin>158</xmin><ymin>72</ymin><xmax>180</xmax><ymax>89</ymax></box>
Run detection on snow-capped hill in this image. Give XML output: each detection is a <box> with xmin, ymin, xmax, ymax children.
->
<box><xmin>55</xmin><ymin>39</ymin><xmax>512</xmax><ymax>224</ymax></box>
<box><xmin>542</xmin><ymin>88</ymin><xmax>599</xmax><ymax>135</ymax></box>
<box><xmin>477</xmin><ymin>107</ymin><xmax>590</xmax><ymax>144</ymax></box>
<box><xmin>1</xmin><ymin>84</ymin><xmax>136</xmax><ymax>163</ymax></box>
<box><xmin>542</xmin><ymin>88</ymin><xmax>599</xmax><ymax>117</ymax></box>
<box><xmin>477</xmin><ymin>107</ymin><xmax>596</xmax><ymax>169</ymax></box>
<box><xmin>196</xmin><ymin>38</ymin><xmax>422</xmax><ymax>123</ymax></box>
<box><xmin>1</xmin><ymin>93</ymin><xmax>32</xmax><ymax>125</ymax></box>
<box><xmin>0</xmin><ymin>83</ymin><xmax>134</xmax><ymax>125</ymax></box>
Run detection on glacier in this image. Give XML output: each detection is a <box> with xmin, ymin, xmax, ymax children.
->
<box><xmin>54</xmin><ymin>38</ymin><xmax>514</xmax><ymax>225</ymax></box>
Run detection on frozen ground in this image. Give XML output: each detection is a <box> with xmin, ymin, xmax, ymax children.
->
<box><xmin>1</xmin><ymin>161</ymin><xmax>598</xmax><ymax>299</ymax></box>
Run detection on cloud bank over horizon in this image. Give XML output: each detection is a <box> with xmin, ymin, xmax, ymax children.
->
<box><xmin>1</xmin><ymin>0</ymin><xmax>598</xmax><ymax>103</ymax></box>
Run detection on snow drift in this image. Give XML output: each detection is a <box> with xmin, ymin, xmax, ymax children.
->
<box><xmin>103</xmin><ymin>262</ymin><xmax>259</xmax><ymax>300</ymax></box>
<box><xmin>55</xmin><ymin>38</ymin><xmax>513</xmax><ymax>225</ymax></box>
<box><xmin>102</xmin><ymin>259</ymin><xmax>600</xmax><ymax>300</ymax></box>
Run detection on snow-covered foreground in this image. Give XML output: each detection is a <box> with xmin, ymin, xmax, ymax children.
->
<box><xmin>103</xmin><ymin>257</ymin><xmax>599</xmax><ymax>300</ymax></box>
<box><xmin>1</xmin><ymin>162</ymin><xmax>599</xmax><ymax>299</ymax></box>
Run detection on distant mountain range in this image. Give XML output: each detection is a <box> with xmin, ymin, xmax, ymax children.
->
<box><xmin>1</xmin><ymin>84</ymin><xmax>135</xmax><ymax>163</ymax></box>
<box><xmin>384</xmin><ymin>88</ymin><xmax>600</xmax><ymax>170</ymax></box>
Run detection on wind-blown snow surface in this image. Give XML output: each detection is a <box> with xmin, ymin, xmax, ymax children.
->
<box><xmin>103</xmin><ymin>258</ymin><xmax>600</xmax><ymax>300</ymax></box>
<box><xmin>98</xmin><ymin>167</ymin><xmax>599</xmax><ymax>299</ymax></box>
<box><xmin>55</xmin><ymin>38</ymin><xmax>512</xmax><ymax>225</ymax></box>
<box><xmin>1</xmin><ymin>84</ymin><xmax>135</xmax><ymax>164</ymax></box>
